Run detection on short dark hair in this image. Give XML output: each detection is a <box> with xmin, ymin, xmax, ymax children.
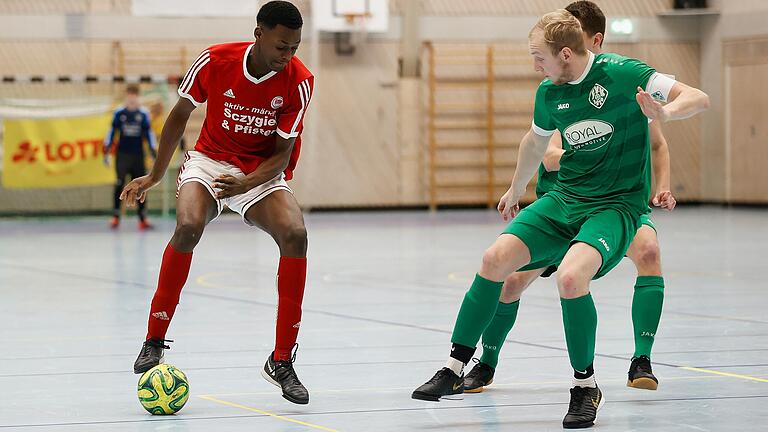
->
<box><xmin>565</xmin><ymin>1</ymin><xmax>606</xmax><ymax>37</ymax></box>
<box><xmin>125</xmin><ymin>84</ymin><xmax>140</xmax><ymax>95</ymax></box>
<box><xmin>257</xmin><ymin>1</ymin><xmax>303</xmax><ymax>30</ymax></box>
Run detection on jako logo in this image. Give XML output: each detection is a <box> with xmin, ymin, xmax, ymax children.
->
<box><xmin>557</xmin><ymin>103</ymin><xmax>570</xmax><ymax>110</ymax></box>
<box><xmin>598</xmin><ymin>237</ymin><xmax>610</xmax><ymax>251</ymax></box>
<box><xmin>563</xmin><ymin>119</ymin><xmax>614</xmax><ymax>151</ymax></box>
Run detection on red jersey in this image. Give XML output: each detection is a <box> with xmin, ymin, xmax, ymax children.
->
<box><xmin>178</xmin><ymin>42</ymin><xmax>314</xmax><ymax>180</ymax></box>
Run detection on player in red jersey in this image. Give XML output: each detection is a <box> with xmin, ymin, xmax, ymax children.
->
<box><xmin>121</xmin><ymin>1</ymin><xmax>313</xmax><ymax>405</ymax></box>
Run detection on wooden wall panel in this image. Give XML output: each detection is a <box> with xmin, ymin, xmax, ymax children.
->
<box><xmin>0</xmin><ymin>0</ymin><xmax>90</xmax><ymax>14</ymax></box>
<box><xmin>727</xmin><ymin>62</ymin><xmax>768</xmax><ymax>202</ymax></box>
<box><xmin>724</xmin><ymin>37</ymin><xmax>768</xmax><ymax>203</ymax></box>
<box><xmin>290</xmin><ymin>42</ymin><xmax>402</xmax><ymax>207</ymax></box>
<box><xmin>0</xmin><ymin>42</ymin><xmax>92</xmax><ymax>75</ymax></box>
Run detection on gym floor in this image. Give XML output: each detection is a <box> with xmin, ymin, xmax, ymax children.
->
<box><xmin>1</xmin><ymin>206</ymin><xmax>766</xmax><ymax>431</ymax></box>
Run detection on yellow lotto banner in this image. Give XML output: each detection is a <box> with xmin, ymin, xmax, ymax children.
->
<box><xmin>2</xmin><ymin>113</ymin><xmax>116</xmax><ymax>189</ymax></box>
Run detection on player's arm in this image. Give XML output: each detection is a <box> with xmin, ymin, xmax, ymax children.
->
<box><xmin>102</xmin><ymin>111</ymin><xmax>119</xmax><ymax>165</ymax></box>
<box><xmin>541</xmin><ymin>131</ymin><xmax>565</xmax><ymax>172</ymax></box>
<box><xmin>120</xmin><ymin>98</ymin><xmax>196</xmax><ymax>205</ymax></box>
<box><xmin>498</xmin><ymin>82</ymin><xmax>554</xmax><ymax>220</ymax></box>
<box><xmin>212</xmin><ymin>136</ymin><xmax>295</xmax><ymax>199</ymax></box>
<box><xmin>141</xmin><ymin>110</ymin><xmax>158</xmax><ymax>159</ymax></box>
<box><xmin>649</xmin><ymin>121</ymin><xmax>676</xmax><ymax>211</ymax></box>
<box><xmin>637</xmin><ymin>80</ymin><xmax>710</xmax><ymax>123</ymax></box>
<box><xmin>498</xmin><ymin>129</ymin><xmax>550</xmax><ymax>221</ymax></box>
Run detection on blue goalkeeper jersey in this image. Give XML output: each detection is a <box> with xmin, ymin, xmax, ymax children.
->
<box><xmin>105</xmin><ymin>107</ymin><xmax>156</xmax><ymax>156</ymax></box>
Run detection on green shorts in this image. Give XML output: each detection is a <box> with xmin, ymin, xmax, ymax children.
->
<box><xmin>503</xmin><ymin>193</ymin><xmax>639</xmax><ymax>280</ymax></box>
<box><xmin>639</xmin><ymin>212</ymin><xmax>656</xmax><ymax>232</ymax></box>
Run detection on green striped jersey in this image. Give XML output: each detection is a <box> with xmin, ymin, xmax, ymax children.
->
<box><xmin>532</xmin><ymin>52</ymin><xmax>658</xmax><ymax>215</ymax></box>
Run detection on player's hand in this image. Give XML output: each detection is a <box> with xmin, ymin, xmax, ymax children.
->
<box><xmin>120</xmin><ymin>175</ymin><xmax>159</xmax><ymax>207</ymax></box>
<box><xmin>497</xmin><ymin>187</ymin><xmax>523</xmax><ymax>222</ymax></box>
<box><xmin>652</xmin><ymin>189</ymin><xmax>676</xmax><ymax>211</ymax></box>
<box><xmin>636</xmin><ymin>87</ymin><xmax>669</xmax><ymax>122</ymax></box>
<box><xmin>212</xmin><ymin>174</ymin><xmax>250</xmax><ymax>199</ymax></box>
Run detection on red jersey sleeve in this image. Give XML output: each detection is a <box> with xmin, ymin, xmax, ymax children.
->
<box><xmin>276</xmin><ymin>76</ymin><xmax>314</xmax><ymax>139</ymax></box>
<box><xmin>177</xmin><ymin>48</ymin><xmax>211</xmax><ymax>107</ymax></box>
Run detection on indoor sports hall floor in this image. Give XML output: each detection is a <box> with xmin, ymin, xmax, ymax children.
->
<box><xmin>1</xmin><ymin>206</ymin><xmax>766</xmax><ymax>431</ymax></box>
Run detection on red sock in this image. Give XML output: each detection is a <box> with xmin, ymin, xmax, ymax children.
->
<box><xmin>274</xmin><ymin>256</ymin><xmax>307</xmax><ymax>361</ymax></box>
<box><xmin>146</xmin><ymin>243</ymin><xmax>193</xmax><ymax>340</ymax></box>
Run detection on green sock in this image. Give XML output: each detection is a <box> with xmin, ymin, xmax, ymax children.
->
<box><xmin>451</xmin><ymin>274</ymin><xmax>504</xmax><ymax>350</ymax></box>
<box><xmin>560</xmin><ymin>294</ymin><xmax>598</xmax><ymax>372</ymax></box>
<box><xmin>479</xmin><ymin>301</ymin><xmax>520</xmax><ymax>368</ymax></box>
<box><xmin>632</xmin><ymin>276</ymin><xmax>665</xmax><ymax>359</ymax></box>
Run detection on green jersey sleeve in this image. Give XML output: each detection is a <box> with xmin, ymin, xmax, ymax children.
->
<box><xmin>532</xmin><ymin>81</ymin><xmax>556</xmax><ymax>136</ymax></box>
<box><xmin>613</xmin><ymin>57</ymin><xmax>657</xmax><ymax>94</ymax></box>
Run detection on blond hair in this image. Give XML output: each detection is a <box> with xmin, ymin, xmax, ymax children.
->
<box><xmin>529</xmin><ymin>9</ymin><xmax>587</xmax><ymax>57</ymax></box>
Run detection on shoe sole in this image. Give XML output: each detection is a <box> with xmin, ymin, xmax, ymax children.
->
<box><xmin>627</xmin><ymin>377</ymin><xmax>658</xmax><ymax>390</ymax></box>
<box><xmin>260</xmin><ymin>367</ymin><xmax>309</xmax><ymax>405</ymax></box>
<box><xmin>411</xmin><ymin>391</ymin><xmax>464</xmax><ymax>402</ymax></box>
<box><xmin>562</xmin><ymin>391</ymin><xmax>606</xmax><ymax>429</ymax></box>
<box><xmin>464</xmin><ymin>379</ymin><xmax>493</xmax><ymax>393</ymax></box>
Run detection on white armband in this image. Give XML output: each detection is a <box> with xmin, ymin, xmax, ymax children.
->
<box><xmin>531</xmin><ymin>120</ymin><xmax>556</xmax><ymax>137</ymax></box>
<box><xmin>645</xmin><ymin>72</ymin><xmax>677</xmax><ymax>103</ymax></box>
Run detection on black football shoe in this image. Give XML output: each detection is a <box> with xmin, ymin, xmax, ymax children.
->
<box><xmin>412</xmin><ymin>367</ymin><xmax>464</xmax><ymax>402</ymax></box>
<box><xmin>261</xmin><ymin>346</ymin><xmax>309</xmax><ymax>405</ymax></box>
<box><xmin>562</xmin><ymin>385</ymin><xmax>604</xmax><ymax>429</ymax></box>
<box><xmin>133</xmin><ymin>338</ymin><xmax>172</xmax><ymax>374</ymax></box>
<box><xmin>463</xmin><ymin>360</ymin><xmax>495</xmax><ymax>393</ymax></box>
<box><xmin>627</xmin><ymin>355</ymin><xmax>658</xmax><ymax>390</ymax></box>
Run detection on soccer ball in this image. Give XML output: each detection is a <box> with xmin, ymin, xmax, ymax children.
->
<box><xmin>137</xmin><ymin>364</ymin><xmax>190</xmax><ymax>415</ymax></box>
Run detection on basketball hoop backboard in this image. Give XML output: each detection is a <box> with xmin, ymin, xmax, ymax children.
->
<box><xmin>312</xmin><ymin>0</ymin><xmax>389</xmax><ymax>33</ymax></box>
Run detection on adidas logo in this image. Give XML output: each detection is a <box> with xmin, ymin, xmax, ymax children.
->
<box><xmin>223</xmin><ymin>88</ymin><xmax>235</xmax><ymax>98</ymax></box>
<box><xmin>152</xmin><ymin>311</ymin><xmax>169</xmax><ymax>321</ymax></box>
<box><xmin>292</xmin><ymin>321</ymin><xmax>301</xmax><ymax>329</ymax></box>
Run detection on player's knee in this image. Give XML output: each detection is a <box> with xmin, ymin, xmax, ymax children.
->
<box><xmin>173</xmin><ymin>220</ymin><xmax>205</xmax><ymax>250</ymax></box>
<box><xmin>500</xmin><ymin>274</ymin><xmax>526</xmax><ymax>302</ymax></box>
<box><xmin>278</xmin><ymin>224</ymin><xmax>308</xmax><ymax>254</ymax></box>
<box><xmin>635</xmin><ymin>240</ymin><xmax>661</xmax><ymax>272</ymax></box>
<box><xmin>556</xmin><ymin>269</ymin><xmax>588</xmax><ymax>299</ymax></box>
<box><xmin>480</xmin><ymin>247</ymin><xmax>506</xmax><ymax>280</ymax></box>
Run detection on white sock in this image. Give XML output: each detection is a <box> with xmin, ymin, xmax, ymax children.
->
<box><xmin>445</xmin><ymin>357</ymin><xmax>465</xmax><ymax>376</ymax></box>
<box><xmin>573</xmin><ymin>374</ymin><xmax>597</xmax><ymax>388</ymax></box>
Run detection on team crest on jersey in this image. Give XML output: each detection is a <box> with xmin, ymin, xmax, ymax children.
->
<box><xmin>588</xmin><ymin>83</ymin><xmax>608</xmax><ymax>109</ymax></box>
<box><xmin>271</xmin><ymin>96</ymin><xmax>284</xmax><ymax>109</ymax></box>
